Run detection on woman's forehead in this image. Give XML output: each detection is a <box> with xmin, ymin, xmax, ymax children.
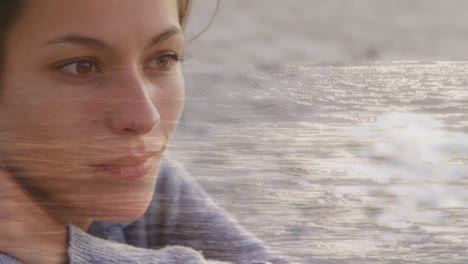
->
<box><xmin>14</xmin><ymin>0</ymin><xmax>180</xmax><ymax>47</ymax></box>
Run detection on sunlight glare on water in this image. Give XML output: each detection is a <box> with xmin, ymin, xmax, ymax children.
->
<box><xmin>171</xmin><ymin>62</ymin><xmax>468</xmax><ymax>263</ymax></box>
<box><xmin>351</xmin><ymin>112</ymin><xmax>468</xmax><ymax>227</ymax></box>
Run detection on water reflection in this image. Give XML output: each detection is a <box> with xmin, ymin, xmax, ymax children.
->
<box><xmin>353</xmin><ymin>112</ymin><xmax>468</xmax><ymax>226</ymax></box>
<box><xmin>172</xmin><ymin>62</ymin><xmax>468</xmax><ymax>263</ymax></box>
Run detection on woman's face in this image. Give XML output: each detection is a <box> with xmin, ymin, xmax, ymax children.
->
<box><xmin>0</xmin><ymin>0</ymin><xmax>185</xmax><ymax>223</ymax></box>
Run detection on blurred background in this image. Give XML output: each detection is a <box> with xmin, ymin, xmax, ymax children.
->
<box><xmin>170</xmin><ymin>1</ymin><xmax>468</xmax><ymax>263</ymax></box>
<box><xmin>184</xmin><ymin>0</ymin><xmax>468</xmax><ymax>65</ymax></box>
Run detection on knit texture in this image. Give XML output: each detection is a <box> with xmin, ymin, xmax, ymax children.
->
<box><xmin>68</xmin><ymin>224</ymin><xmax>207</xmax><ymax>264</ymax></box>
<box><xmin>0</xmin><ymin>225</ymin><xmax>233</xmax><ymax>263</ymax></box>
<box><xmin>0</xmin><ymin>254</ymin><xmax>21</xmax><ymax>264</ymax></box>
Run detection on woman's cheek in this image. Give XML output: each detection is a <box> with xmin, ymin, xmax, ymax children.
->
<box><xmin>154</xmin><ymin>74</ymin><xmax>185</xmax><ymax>124</ymax></box>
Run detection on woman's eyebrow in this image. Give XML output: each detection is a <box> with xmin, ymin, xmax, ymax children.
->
<box><xmin>42</xmin><ymin>26</ymin><xmax>182</xmax><ymax>50</ymax></box>
<box><xmin>145</xmin><ymin>26</ymin><xmax>182</xmax><ymax>49</ymax></box>
<box><xmin>43</xmin><ymin>34</ymin><xmax>111</xmax><ymax>50</ymax></box>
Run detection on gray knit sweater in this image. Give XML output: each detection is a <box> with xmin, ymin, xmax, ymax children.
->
<box><xmin>0</xmin><ymin>156</ymin><xmax>289</xmax><ymax>264</ymax></box>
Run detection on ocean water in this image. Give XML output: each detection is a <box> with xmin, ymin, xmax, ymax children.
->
<box><xmin>170</xmin><ymin>62</ymin><xmax>468</xmax><ymax>263</ymax></box>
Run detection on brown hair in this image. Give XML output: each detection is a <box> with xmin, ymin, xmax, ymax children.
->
<box><xmin>0</xmin><ymin>0</ymin><xmax>192</xmax><ymax>73</ymax></box>
<box><xmin>0</xmin><ymin>0</ymin><xmax>23</xmax><ymax>73</ymax></box>
<box><xmin>178</xmin><ymin>0</ymin><xmax>193</xmax><ymax>29</ymax></box>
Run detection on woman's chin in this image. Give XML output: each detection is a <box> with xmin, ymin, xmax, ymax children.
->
<box><xmin>80</xmin><ymin>167</ymin><xmax>160</xmax><ymax>223</ymax></box>
<box><xmin>90</xmin><ymin>202</ymin><xmax>151</xmax><ymax>223</ymax></box>
<box><xmin>80</xmin><ymin>191</ymin><xmax>155</xmax><ymax>223</ymax></box>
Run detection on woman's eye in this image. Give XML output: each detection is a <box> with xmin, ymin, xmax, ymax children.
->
<box><xmin>59</xmin><ymin>60</ymin><xmax>99</xmax><ymax>76</ymax></box>
<box><xmin>147</xmin><ymin>53</ymin><xmax>182</xmax><ymax>72</ymax></box>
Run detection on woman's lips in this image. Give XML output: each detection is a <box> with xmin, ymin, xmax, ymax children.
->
<box><xmin>91</xmin><ymin>152</ymin><xmax>158</xmax><ymax>179</ymax></box>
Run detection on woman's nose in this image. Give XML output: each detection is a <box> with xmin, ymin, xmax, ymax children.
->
<box><xmin>105</xmin><ymin>70</ymin><xmax>160</xmax><ymax>135</ymax></box>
